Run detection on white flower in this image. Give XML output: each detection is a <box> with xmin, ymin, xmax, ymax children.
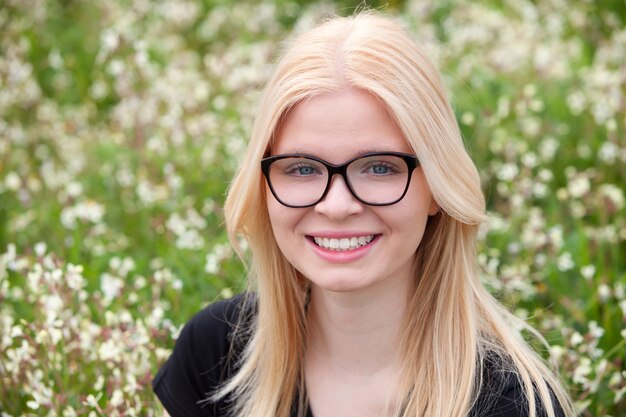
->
<box><xmin>535</xmin><ymin>253</ymin><xmax>547</xmax><ymax>268</ymax></box>
<box><xmin>615</xmin><ymin>386</ymin><xmax>626</xmax><ymax>405</ymax></box>
<box><xmin>150</xmin><ymin>306</ymin><xmax>164</xmax><ymax>325</ymax></box>
<box><xmin>580</xmin><ymin>265</ymin><xmax>596</xmax><ymax>280</ymax></box>
<box><xmin>496</xmin><ymin>162</ymin><xmax>519</xmax><ymax>181</ymax></box>
<box><xmin>159</xmin><ymin>0</ymin><xmax>200</xmax><ymax>26</ymax></box>
<box><xmin>205</xmin><ymin>254</ymin><xmax>219</xmax><ymax>274</ymax></box>
<box><xmin>5</xmin><ymin>172</ymin><xmax>21</xmax><ymax>190</ymax></box>
<box><xmin>588</xmin><ymin>321</ymin><xmax>605</xmax><ymax>339</ymax></box>
<box><xmin>176</xmin><ymin>229</ymin><xmax>205</xmax><ymax>250</ymax></box>
<box><xmin>549</xmin><ymin>345</ymin><xmax>566</xmax><ymax>362</ymax></box>
<box><xmin>27</xmin><ymin>267</ymin><xmax>43</xmax><ymax>293</ymax></box>
<box><xmin>83</xmin><ymin>393</ymin><xmax>102</xmax><ymax>408</ymax></box>
<box><xmin>77</xmin><ymin>201</ymin><xmax>105</xmax><ymax>223</ymax></box>
<box><xmin>557</xmin><ymin>252</ymin><xmax>575</xmax><ymax>271</ymax></box>
<box><xmin>615</xmin><ymin>283</ymin><xmax>625</xmax><ymax>300</ymax></box>
<box><xmin>34</xmin><ymin>242</ymin><xmax>47</xmax><ymax>257</ymax></box>
<box><xmin>570</xmin><ymin>331</ymin><xmax>584</xmax><ymax>346</ymax></box>
<box><xmin>568</xmin><ymin>175</ymin><xmax>590</xmax><ymax>198</ymax></box>
<box><xmin>100</xmin><ymin>29</ymin><xmax>119</xmax><ymax>53</ymax></box>
<box><xmin>60</xmin><ymin>200</ymin><xmax>105</xmax><ymax>229</ymax></box>
<box><xmin>66</xmin><ymin>264</ymin><xmax>86</xmax><ymax>290</ymax></box>
<box><xmin>599</xmin><ymin>184</ymin><xmax>624</xmax><ymax>209</ymax></box>
<box><xmin>94</xmin><ymin>375</ymin><xmax>104</xmax><ymax>391</ymax></box>
<box><xmin>598</xmin><ymin>141</ymin><xmax>618</xmax><ymax>163</ymax></box>
<box><xmin>110</xmin><ymin>256</ymin><xmax>135</xmax><ymax>277</ymax></box>
<box><xmin>98</xmin><ymin>339</ymin><xmax>122</xmax><ymax>362</ymax></box>
<box><xmin>43</xmin><ymin>294</ymin><xmax>63</xmax><ymax>313</ymax></box>
<box><xmin>110</xmin><ymin>389</ymin><xmax>124</xmax><ymax>407</ymax></box>
<box><xmin>598</xmin><ymin>284</ymin><xmax>611</xmax><ymax>302</ymax></box>
<box><xmin>572</xmin><ymin>358</ymin><xmax>592</xmax><ymax>385</ymax></box>
<box><xmin>532</xmin><ymin>182</ymin><xmax>548</xmax><ymax>198</ymax></box>
<box><xmin>134</xmin><ymin>275</ymin><xmax>147</xmax><ymax>289</ymax></box>
<box><xmin>537</xmin><ymin>168</ymin><xmax>554</xmax><ymax>182</ymax></box>
<box><xmin>100</xmin><ymin>273</ymin><xmax>123</xmax><ymax>302</ymax></box>
<box><xmin>521</xmin><ymin>152</ymin><xmax>538</xmax><ymax>168</ymax></box>
<box><xmin>124</xmin><ymin>373</ymin><xmax>139</xmax><ymax>394</ymax></box>
<box><xmin>205</xmin><ymin>243</ymin><xmax>233</xmax><ymax>274</ymax></box>
<box><xmin>539</xmin><ymin>137</ymin><xmax>559</xmax><ymax>161</ymax></box>
<box><xmin>10</xmin><ymin>325</ymin><xmax>23</xmax><ymax>338</ymax></box>
<box><xmin>89</xmin><ymin>79</ymin><xmax>108</xmax><ymax>100</ymax></box>
<box><xmin>107</xmin><ymin>59</ymin><xmax>124</xmax><ymax>76</ymax></box>
<box><xmin>65</xmin><ymin>181</ymin><xmax>83</xmax><ymax>198</ymax></box>
<box><xmin>566</xmin><ymin>91</ymin><xmax>586</xmax><ymax>114</ymax></box>
<box><xmin>521</xmin><ymin>116</ymin><xmax>541</xmax><ymax>137</ymax></box>
<box><xmin>63</xmin><ymin>406</ymin><xmax>78</xmax><ymax>417</ymax></box>
<box><xmin>461</xmin><ymin>111</ymin><xmax>475</xmax><ymax>125</ymax></box>
<box><xmin>185</xmin><ymin>208</ymin><xmax>207</xmax><ymax>230</ymax></box>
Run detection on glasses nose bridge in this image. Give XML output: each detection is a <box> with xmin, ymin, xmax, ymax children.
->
<box><xmin>326</xmin><ymin>161</ymin><xmax>350</xmax><ymax>183</ymax></box>
<box><xmin>321</xmin><ymin>160</ymin><xmax>357</xmax><ymax>201</ymax></box>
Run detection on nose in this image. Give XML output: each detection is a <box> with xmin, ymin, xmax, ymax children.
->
<box><xmin>314</xmin><ymin>174</ymin><xmax>363</xmax><ymax>220</ymax></box>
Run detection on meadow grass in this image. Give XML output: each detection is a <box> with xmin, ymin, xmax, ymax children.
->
<box><xmin>1</xmin><ymin>0</ymin><xmax>624</xmax><ymax>415</ymax></box>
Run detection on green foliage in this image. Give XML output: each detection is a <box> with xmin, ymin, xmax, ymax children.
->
<box><xmin>0</xmin><ymin>0</ymin><xmax>624</xmax><ymax>415</ymax></box>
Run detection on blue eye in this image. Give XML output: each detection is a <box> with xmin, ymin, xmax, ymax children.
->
<box><xmin>364</xmin><ymin>162</ymin><xmax>399</xmax><ymax>175</ymax></box>
<box><xmin>372</xmin><ymin>165</ymin><xmax>390</xmax><ymax>174</ymax></box>
<box><xmin>297</xmin><ymin>166</ymin><xmax>315</xmax><ymax>175</ymax></box>
<box><xmin>284</xmin><ymin>163</ymin><xmax>320</xmax><ymax>176</ymax></box>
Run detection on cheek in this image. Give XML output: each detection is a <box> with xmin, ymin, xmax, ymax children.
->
<box><xmin>391</xmin><ymin>182</ymin><xmax>434</xmax><ymax>245</ymax></box>
<box><xmin>266</xmin><ymin>196</ymin><xmax>299</xmax><ymax>244</ymax></box>
<box><xmin>266</xmin><ymin>202</ymin><xmax>307</xmax><ymax>272</ymax></box>
<box><xmin>267</xmin><ymin>198</ymin><xmax>284</xmax><ymax>236</ymax></box>
<box><xmin>408</xmin><ymin>173</ymin><xmax>436</xmax><ymax>215</ymax></box>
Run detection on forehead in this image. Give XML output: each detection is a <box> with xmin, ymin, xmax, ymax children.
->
<box><xmin>272</xmin><ymin>88</ymin><xmax>412</xmax><ymax>162</ymax></box>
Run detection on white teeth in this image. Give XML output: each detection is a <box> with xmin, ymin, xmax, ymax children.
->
<box><xmin>312</xmin><ymin>235</ymin><xmax>374</xmax><ymax>251</ymax></box>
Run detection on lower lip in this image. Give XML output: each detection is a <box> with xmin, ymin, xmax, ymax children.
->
<box><xmin>306</xmin><ymin>236</ymin><xmax>379</xmax><ymax>263</ymax></box>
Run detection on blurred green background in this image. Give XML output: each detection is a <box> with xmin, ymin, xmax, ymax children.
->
<box><xmin>0</xmin><ymin>0</ymin><xmax>624</xmax><ymax>415</ymax></box>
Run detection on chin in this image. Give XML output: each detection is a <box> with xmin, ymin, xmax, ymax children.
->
<box><xmin>307</xmin><ymin>275</ymin><xmax>373</xmax><ymax>294</ymax></box>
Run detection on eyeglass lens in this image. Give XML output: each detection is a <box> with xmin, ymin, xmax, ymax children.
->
<box><xmin>267</xmin><ymin>154</ymin><xmax>411</xmax><ymax>207</ymax></box>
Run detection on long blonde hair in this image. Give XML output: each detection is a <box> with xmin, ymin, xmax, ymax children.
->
<box><xmin>220</xmin><ymin>11</ymin><xmax>574</xmax><ymax>417</ymax></box>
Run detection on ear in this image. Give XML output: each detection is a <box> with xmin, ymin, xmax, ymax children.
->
<box><xmin>428</xmin><ymin>198</ymin><xmax>440</xmax><ymax>216</ymax></box>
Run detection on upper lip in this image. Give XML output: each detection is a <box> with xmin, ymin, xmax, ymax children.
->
<box><xmin>306</xmin><ymin>232</ymin><xmax>378</xmax><ymax>238</ymax></box>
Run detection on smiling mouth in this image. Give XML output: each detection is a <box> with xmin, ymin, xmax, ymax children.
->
<box><xmin>310</xmin><ymin>235</ymin><xmax>377</xmax><ymax>251</ymax></box>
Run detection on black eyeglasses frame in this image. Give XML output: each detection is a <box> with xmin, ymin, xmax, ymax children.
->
<box><xmin>260</xmin><ymin>151</ymin><xmax>420</xmax><ymax>208</ymax></box>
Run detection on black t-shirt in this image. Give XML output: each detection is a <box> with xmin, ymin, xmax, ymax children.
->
<box><xmin>153</xmin><ymin>295</ymin><xmax>562</xmax><ymax>417</ymax></box>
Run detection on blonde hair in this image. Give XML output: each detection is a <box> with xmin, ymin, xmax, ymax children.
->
<box><xmin>220</xmin><ymin>11</ymin><xmax>574</xmax><ymax>417</ymax></box>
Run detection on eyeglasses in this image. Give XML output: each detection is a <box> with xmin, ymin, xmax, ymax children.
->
<box><xmin>261</xmin><ymin>152</ymin><xmax>419</xmax><ymax>208</ymax></box>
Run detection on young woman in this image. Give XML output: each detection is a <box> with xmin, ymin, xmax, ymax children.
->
<box><xmin>153</xmin><ymin>11</ymin><xmax>574</xmax><ymax>417</ymax></box>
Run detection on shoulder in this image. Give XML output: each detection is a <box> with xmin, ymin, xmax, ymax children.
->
<box><xmin>471</xmin><ymin>353</ymin><xmax>565</xmax><ymax>417</ymax></box>
<box><xmin>152</xmin><ymin>293</ymin><xmax>256</xmax><ymax>417</ymax></box>
<box><xmin>178</xmin><ymin>293</ymin><xmax>255</xmax><ymax>360</ymax></box>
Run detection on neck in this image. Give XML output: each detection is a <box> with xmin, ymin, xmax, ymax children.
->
<box><xmin>306</xmin><ymin>278</ymin><xmax>414</xmax><ymax>375</ymax></box>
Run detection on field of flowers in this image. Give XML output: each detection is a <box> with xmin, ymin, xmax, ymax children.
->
<box><xmin>0</xmin><ymin>0</ymin><xmax>624</xmax><ymax>415</ymax></box>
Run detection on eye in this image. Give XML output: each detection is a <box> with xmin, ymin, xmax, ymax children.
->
<box><xmin>283</xmin><ymin>163</ymin><xmax>322</xmax><ymax>177</ymax></box>
<box><xmin>363</xmin><ymin>161</ymin><xmax>400</xmax><ymax>175</ymax></box>
<box><xmin>371</xmin><ymin>164</ymin><xmax>392</xmax><ymax>174</ymax></box>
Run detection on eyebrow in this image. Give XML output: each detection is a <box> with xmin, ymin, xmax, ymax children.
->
<box><xmin>276</xmin><ymin>147</ymin><xmax>408</xmax><ymax>158</ymax></box>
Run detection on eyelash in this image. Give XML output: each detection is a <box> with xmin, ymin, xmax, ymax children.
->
<box><xmin>362</xmin><ymin>162</ymin><xmax>399</xmax><ymax>174</ymax></box>
<box><xmin>283</xmin><ymin>163</ymin><xmax>321</xmax><ymax>175</ymax></box>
